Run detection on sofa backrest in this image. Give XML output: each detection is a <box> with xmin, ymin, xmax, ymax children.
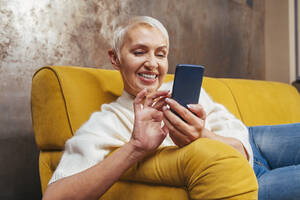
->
<box><xmin>31</xmin><ymin>66</ymin><xmax>300</xmax><ymax>151</ymax></box>
<box><xmin>217</xmin><ymin>78</ymin><xmax>300</xmax><ymax>126</ymax></box>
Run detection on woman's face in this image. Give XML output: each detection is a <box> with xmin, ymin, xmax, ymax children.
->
<box><xmin>113</xmin><ymin>25</ymin><xmax>169</xmax><ymax>96</ymax></box>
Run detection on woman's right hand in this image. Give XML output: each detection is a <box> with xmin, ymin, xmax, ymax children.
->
<box><xmin>129</xmin><ymin>88</ymin><xmax>170</xmax><ymax>157</ymax></box>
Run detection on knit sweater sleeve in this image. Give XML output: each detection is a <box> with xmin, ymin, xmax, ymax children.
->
<box><xmin>48</xmin><ymin>110</ymin><xmax>128</xmax><ymax>185</ymax></box>
<box><xmin>200</xmin><ymin>88</ymin><xmax>254</xmax><ymax>166</ymax></box>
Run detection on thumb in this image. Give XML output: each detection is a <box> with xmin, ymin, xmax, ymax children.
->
<box><xmin>134</xmin><ymin>88</ymin><xmax>147</xmax><ymax>112</ymax></box>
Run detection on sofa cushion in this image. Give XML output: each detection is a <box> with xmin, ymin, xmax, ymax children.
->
<box><xmin>220</xmin><ymin>78</ymin><xmax>300</xmax><ymax>126</ymax></box>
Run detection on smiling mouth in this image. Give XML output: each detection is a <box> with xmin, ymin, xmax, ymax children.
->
<box><xmin>138</xmin><ymin>73</ymin><xmax>158</xmax><ymax>80</ymax></box>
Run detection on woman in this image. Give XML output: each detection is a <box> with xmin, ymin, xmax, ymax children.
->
<box><xmin>42</xmin><ymin>16</ymin><xmax>257</xmax><ymax>200</ymax></box>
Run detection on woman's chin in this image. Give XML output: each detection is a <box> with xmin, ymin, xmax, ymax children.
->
<box><xmin>135</xmin><ymin>86</ymin><xmax>157</xmax><ymax>96</ymax></box>
<box><xmin>125</xmin><ymin>83</ymin><xmax>160</xmax><ymax>96</ymax></box>
<box><xmin>142</xmin><ymin>84</ymin><xmax>159</xmax><ymax>93</ymax></box>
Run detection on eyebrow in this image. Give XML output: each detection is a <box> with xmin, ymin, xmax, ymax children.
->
<box><xmin>157</xmin><ymin>45</ymin><xmax>168</xmax><ymax>50</ymax></box>
<box><xmin>130</xmin><ymin>44</ymin><xmax>168</xmax><ymax>50</ymax></box>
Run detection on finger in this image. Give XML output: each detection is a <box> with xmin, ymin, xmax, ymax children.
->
<box><xmin>152</xmin><ymin>96</ymin><xmax>168</xmax><ymax>111</ymax></box>
<box><xmin>187</xmin><ymin>104</ymin><xmax>206</xmax><ymax>120</ymax></box>
<box><xmin>144</xmin><ymin>90</ymin><xmax>170</xmax><ymax>107</ymax></box>
<box><xmin>163</xmin><ymin>117</ymin><xmax>190</xmax><ymax>147</ymax></box>
<box><xmin>165</xmin><ymin>98</ymin><xmax>199</xmax><ymax>125</ymax></box>
<box><xmin>134</xmin><ymin>88</ymin><xmax>147</xmax><ymax>112</ymax></box>
<box><xmin>169</xmin><ymin>132</ymin><xmax>186</xmax><ymax>148</ymax></box>
<box><xmin>163</xmin><ymin>106</ymin><xmax>197</xmax><ymax>139</ymax></box>
<box><xmin>162</xmin><ymin>123</ymin><xmax>169</xmax><ymax>135</ymax></box>
<box><xmin>150</xmin><ymin>110</ymin><xmax>163</xmax><ymax>122</ymax></box>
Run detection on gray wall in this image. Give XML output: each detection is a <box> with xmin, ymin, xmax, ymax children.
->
<box><xmin>0</xmin><ymin>0</ymin><xmax>264</xmax><ymax>199</ymax></box>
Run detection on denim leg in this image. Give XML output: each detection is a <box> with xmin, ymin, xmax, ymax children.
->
<box><xmin>250</xmin><ymin>123</ymin><xmax>300</xmax><ymax>169</ymax></box>
<box><xmin>249</xmin><ymin>123</ymin><xmax>300</xmax><ymax>200</ymax></box>
<box><xmin>249</xmin><ymin>126</ymin><xmax>271</xmax><ymax>178</ymax></box>
<box><xmin>258</xmin><ymin>165</ymin><xmax>300</xmax><ymax>200</ymax></box>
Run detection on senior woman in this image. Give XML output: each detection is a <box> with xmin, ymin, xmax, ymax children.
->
<box><xmin>42</xmin><ymin>16</ymin><xmax>258</xmax><ymax>200</ymax></box>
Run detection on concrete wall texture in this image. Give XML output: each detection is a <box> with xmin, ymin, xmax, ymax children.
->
<box><xmin>0</xmin><ymin>0</ymin><xmax>264</xmax><ymax>199</ymax></box>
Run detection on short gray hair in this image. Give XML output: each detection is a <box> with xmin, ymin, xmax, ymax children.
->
<box><xmin>111</xmin><ymin>16</ymin><xmax>169</xmax><ymax>59</ymax></box>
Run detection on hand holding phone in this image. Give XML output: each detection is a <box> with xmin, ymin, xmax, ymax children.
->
<box><xmin>163</xmin><ymin>64</ymin><xmax>205</xmax><ymax>146</ymax></box>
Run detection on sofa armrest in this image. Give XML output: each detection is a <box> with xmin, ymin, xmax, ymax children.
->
<box><xmin>31</xmin><ymin>66</ymin><xmax>123</xmax><ymax>150</ymax></box>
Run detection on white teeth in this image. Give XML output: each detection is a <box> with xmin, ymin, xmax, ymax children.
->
<box><xmin>139</xmin><ymin>73</ymin><xmax>157</xmax><ymax>79</ymax></box>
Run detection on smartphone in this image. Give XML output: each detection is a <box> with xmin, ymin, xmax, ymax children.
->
<box><xmin>171</xmin><ymin>64</ymin><xmax>205</xmax><ymax>109</ymax></box>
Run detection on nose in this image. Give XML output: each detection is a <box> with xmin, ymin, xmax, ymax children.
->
<box><xmin>144</xmin><ymin>54</ymin><xmax>158</xmax><ymax>70</ymax></box>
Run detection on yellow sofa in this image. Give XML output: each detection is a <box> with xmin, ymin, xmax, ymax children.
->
<box><xmin>31</xmin><ymin>66</ymin><xmax>300</xmax><ymax>199</ymax></box>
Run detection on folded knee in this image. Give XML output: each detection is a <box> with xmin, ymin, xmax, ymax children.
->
<box><xmin>181</xmin><ymin>138</ymin><xmax>251</xmax><ymax>173</ymax></box>
<box><xmin>180</xmin><ymin>139</ymin><xmax>258</xmax><ymax>199</ymax></box>
<box><xmin>181</xmin><ymin>138</ymin><xmax>243</xmax><ymax>164</ymax></box>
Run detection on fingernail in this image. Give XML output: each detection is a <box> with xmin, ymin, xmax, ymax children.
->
<box><xmin>165</xmin><ymin>98</ymin><xmax>171</xmax><ymax>103</ymax></box>
<box><xmin>163</xmin><ymin>105</ymin><xmax>170</xmax><ymax>111</ymax></box>
<box><xmin>187</xmin><ymin>104</ymin><xmax>195</xmax><ymax>109</ymax></box>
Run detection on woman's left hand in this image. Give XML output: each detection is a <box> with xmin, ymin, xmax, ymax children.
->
<box><xmin>162</xmin><ymin>98</ymin><xmax>206</xmax><ymax>147</ymax></box>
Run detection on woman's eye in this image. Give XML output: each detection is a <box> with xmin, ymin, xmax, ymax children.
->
<box><xmin>157</xmin><ymin>53</ymin><xmax>166</xmax><ymax>58</ymax></box>
<box><xmin>133</xmin><ymin>51</ymin><xmax>144</xmax><ymax>56</ymax></box>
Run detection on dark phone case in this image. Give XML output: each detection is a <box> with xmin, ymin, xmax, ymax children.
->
<box><xmin>171</xmin><ymin>64</ymin><xmax>205</xmax><ymax>109</ymax></box>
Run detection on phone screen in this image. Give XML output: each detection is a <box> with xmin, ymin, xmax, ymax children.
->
<box><xmin>171</xmin><ymin>64</ymin><xmax>205</xmax><ymax>109</ymax></box>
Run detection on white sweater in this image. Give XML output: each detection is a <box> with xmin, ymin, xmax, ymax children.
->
<box><xmin>49</xmin><ymin>81</ymin><xmax>253</xmax><ymax>184</ymax></box>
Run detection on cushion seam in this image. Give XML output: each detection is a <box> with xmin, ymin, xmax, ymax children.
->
<box><xmin>218</xmin><ymin>79</ymin><xmax>244</xmax><ymax>123</ymax></box>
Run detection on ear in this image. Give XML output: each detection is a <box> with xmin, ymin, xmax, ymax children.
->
<box><xmin>108</xmin><ymin>49</ymin><xmax>121</xmax><ymax>70</ymax></box>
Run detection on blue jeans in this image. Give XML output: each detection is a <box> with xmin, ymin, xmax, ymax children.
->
<box><xmin>249</xmin><ymin>123</ymin><xmax>300</xmax><ymax>200</ymax></box>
